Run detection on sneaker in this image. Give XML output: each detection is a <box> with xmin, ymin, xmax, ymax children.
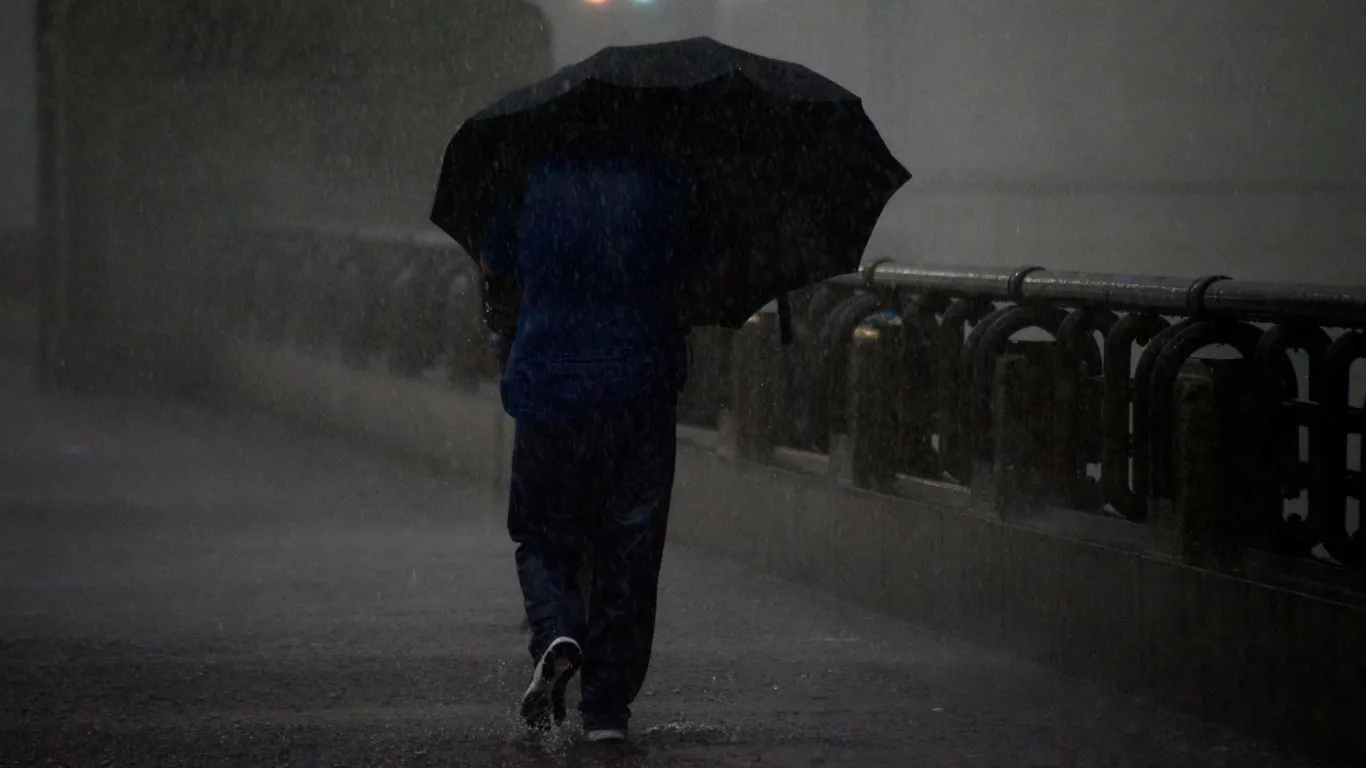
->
<box><xmin>584</xmin><ymin>727</ymin><xmax>627</xmax><ymax>744</ymax></box>
<box><xmin>582</xmin><ymin>713</ymin><xmax>628</xmax><ymax>744</ymax></box>
<box><xmin>520</xmin><ymin>637</ymin><xmax>582</xmax><ymax>730</ymax></box>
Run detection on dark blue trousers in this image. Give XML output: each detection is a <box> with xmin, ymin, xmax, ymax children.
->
<box><xmin>508</xmin><ymin>395</ymin><xmax>677</xmax><ymax>728</ymax></box>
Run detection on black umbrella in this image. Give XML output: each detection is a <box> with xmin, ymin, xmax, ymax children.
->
<box><xmin>430</xmin><ymin>36</ymin><xmax>910</xmax><ymax>333</ymax></box>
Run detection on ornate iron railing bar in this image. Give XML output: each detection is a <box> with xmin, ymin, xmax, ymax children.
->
<box><xmin>833</xmin><ymin>264</ymin><xmax>1366</xmax><ymax>327</ymax></box>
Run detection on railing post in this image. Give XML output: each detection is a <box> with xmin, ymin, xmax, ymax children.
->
<box><xmin>1155</xmin><ymin>358</ymin><xmax>1250</xmax><ymax>569</ymax></box>
<box><xmin>971</xmin><ymin>342</ymin><xmax>1056</xmax><ymax>517</ymax></box>
<box><xmin>897</xmin><ymin>313</ymin><xmax>939</xmax><ymax>479</ymax></box>
<box><xmin>678</xmin><ymin>327</ymin><xmax>733</xmax><ymax>429</ymax></box>
<box><xmin>720</xmin><ymin>311</ymin><xmax>784</xmax><ymax>462</ymax></box>
<box><xmin>838</xmin><ymin>311</ymin><xmax>904</xmax><ymax>491</ymax></box>
<box><xmin>812</xmin><ymin>292</ymin><xmax>883</xmax><ymax>457</ymax></box>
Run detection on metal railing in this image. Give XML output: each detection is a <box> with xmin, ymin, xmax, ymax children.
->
<box><xmin>214</xmin><ymin>226</ymin><xmax>1366</xmax><ymax>589</ymax></box>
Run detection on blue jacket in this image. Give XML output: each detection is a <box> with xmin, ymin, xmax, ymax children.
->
<box><xmin>480</xmin><ymin>143</ymin><xmax>706</xmax><ymax>422</ymax></box>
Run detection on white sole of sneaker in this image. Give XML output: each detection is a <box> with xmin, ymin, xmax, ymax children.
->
<box><xmin>520</xmin><ymin>637</ymin><xmax>582</xmax><ymax>730</ymax></box>
<box><xmin>584</xmin><ymin>728</ymin><xmax>627</xmax><ymax>744</ymax></box>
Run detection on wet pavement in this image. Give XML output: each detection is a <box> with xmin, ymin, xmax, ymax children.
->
<box><xmin>0</xmin><ymin>359</ymin><xmax>1341</xmax><ymax>766</ymax></box>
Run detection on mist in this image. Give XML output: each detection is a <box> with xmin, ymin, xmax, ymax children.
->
<box><xmin>6</xmin><ymin>1</ymin><xmax>1365</xmax><ymax>280</ymax></box>
<box><xmin>2</xmin><ymin>1</ymin><xmax>1364</xmax><ymax>765</ymax></box>
<box><xmin>533</xmin><ymin>0</ymin><xmax>1366</xmax><ymax>283</ymax></box>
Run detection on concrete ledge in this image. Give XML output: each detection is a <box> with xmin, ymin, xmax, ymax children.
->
<box><xmin>217</xmin><ymin>340</ymin><xmax>513</xmax><ymax>485</ymax></box>
<box><xmin>217</xmin><ymin>340</ymin><xmax>1364</xmax><ymax>763</ymax></box>
<box><xmin>671</xmin><ymin>445</ymin><xmax>1365</xmax><ymax>761</ymax></box>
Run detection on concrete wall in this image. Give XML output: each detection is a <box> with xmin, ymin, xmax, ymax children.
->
<box><xmin>39</xmin><ymin>0</ymin><xmax>552</xmax><ymax>389</ymax></box>
<box><xmin>12</xmin><ymin>1</ymin><xmax>1366</xmax><ymax>284</ymax></box>
<box><xmin>60</xmin><ymin>0</ymin><xmax>551</xmax><ymax>233</ymax></box>
<box><xmin>215</xmin><ymin>340</ymin><xmax>1366</xmax><ymax>763</ymax></box>
<box><xmin>0</xmin><ymin>231</ymin><xmax>36</xmax><ymax>357</ymax></box>
<box><xmin>0</xmin><ymin>0</ymin><xmax>36</xmax><ymax>233</ymax></box>
<box><xmin>858</xmin><ymin>0</ymin><xmax>1366</xmax><ymax>284</ymax></box>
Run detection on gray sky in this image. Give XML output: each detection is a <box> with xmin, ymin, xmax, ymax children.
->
<box><xmin>0</xmin><ymin>0</ymin><xmax>36</xmax><ymax>232</ymax></box>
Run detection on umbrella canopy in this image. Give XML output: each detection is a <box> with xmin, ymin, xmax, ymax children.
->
<box><xmin>431</xmin><ymin>36</ymin><xmax>910</xmax><ymax>329</ymax></box>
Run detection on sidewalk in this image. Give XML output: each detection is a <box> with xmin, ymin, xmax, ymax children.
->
<box><xmin>0</xmin><ymin>359</ymin><xmax>1336</xmax><ymax>766</ymax></box>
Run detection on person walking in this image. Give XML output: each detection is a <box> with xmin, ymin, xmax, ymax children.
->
<box><xmin>478</xmin><ymin>130</ymin><xmax>706</xmax><ymax>744</ymax></box>
<box><xmin>433</xmin><ymin>35</ymin><xmax>907</xmax><ymax>747</ymax></box>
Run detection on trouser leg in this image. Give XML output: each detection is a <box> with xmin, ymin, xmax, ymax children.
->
<box><xmin>507</xmin><ymin>416</ymin><xmax>591</xmax><ymax>660</ymax></box>
<box><xmin>579</xmin><ymin>399</ymin><xmax>677</xmax><ymax>727</ymax></box>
